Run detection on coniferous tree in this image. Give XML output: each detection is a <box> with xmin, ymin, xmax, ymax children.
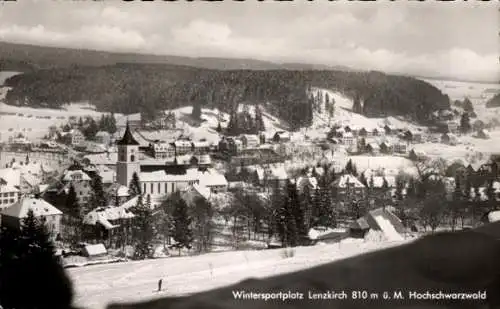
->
<box><xmin>369</xmin><ymin>175</ymin><xmax>375</xmax><ymax>191</ymax></box>
<box><xmin>324</xmin><ymin>92</ymin><xmax>330</xmax><ymax>113</ymax></box>
<box><xmin>463</xmin><ymin>97</ymin><xmax>474</xmax><ymax>112</ymax></box>
<box><xmin>192</xmin><ymin>103</ymin><xmax>202</xmax><ymax>120</ymax></box>
<box><xmin>192</xmin><ymin>196</ymin><xmax>213</xmax><ymax>253</ymax></box>
<box><xmin>65</xmin><ymin>184</ymin><xmax>80</xmax><ymax>218</ymax></box>
<box><xmin>359</xmin><ymin>173</ymin><xmax>368</xmax><ymax>187</ymax></box>
<box><xmin>156</xmin><ymin>205</ymin><xmax>173</xmax><ymax>248</ymax></box>
<box><xmin>132</xmin><ymin>195</ymin><xmax>156</xmax><ymax>260</ymax></box>
<box><xmin>87</xmin><ymin>174</ymin><xmax>106</xmax><ymax>210</ymax></box>
<box><xmin>83</xmin><ymin>118</ymin><xmax>99</xmax><ymax>140</ymax></box>
<box><xmin>451</xmin><ymin>175</ymin><xmax>465</xmax><ymax>230</ymax></box>
<box><xmin>353</xmin><ymin>95</ymin><xmax>362</xmax><ymax>113</ymax></box>
<box><xmin>300</xmin><ymin>185</ymin><xmax>314</xmax><ymax>231</ymax></box>
<box><xmin>345</xmin><ymin>159</ymin><xmax>354</xmax><ymax>174</ymax></box>
<box><xmin>170</xmin><ymin>198</ymin><xmax>193</xmax><ymax>255</ymax></box>
<box><xmin>128</xmin><ymin>172</ymin><xmax>142</xmax><ymax>198</ymax></box>
<box><xmin>254</xmin><ymin>105</ymin><xmax>265</xmax><ymax>132</ymax></box>
<box><xmin>108</xmin><ymin>113</ymin><xmax>117</xmax><ymax>134</ymax></box>
<box><xmin>460</xmin><ymin>112</ymin><xmax>471</xmax><ymax>134</ymax></box>
<box><xmin>65</xmin><ymin>184</ymin><xmax>82</xmax><ymax>245</ymax></box>
<box><xmin>0</xmin><ymin>210</ymin><xmax>71</xmax><ymax>309</ymax></box>
<box><xmin>227</xmin><ymin>106</ymin><xmax>239</xmax><ymax>136</ymax></box>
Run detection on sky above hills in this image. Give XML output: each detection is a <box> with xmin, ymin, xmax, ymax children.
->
<box><xmin>0</xmin><ymin>1</ymin><xmax>498</xmax><ymax>82</ymax></box>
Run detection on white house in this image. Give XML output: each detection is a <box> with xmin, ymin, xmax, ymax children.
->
<box><xmin>0</xmin><ymin>197</ymin><xmax>63</xmax><ymax>239</ymax></box>
<box><xmin>0</xmin><ymin>177</ymin><xmax>20</xmax><ymax>210</ymax></box>
<box><xmin>151</xmin><ymin>142</ymin><xmax>176</xmax><ymax>159</ymax></box>
<box><xmin>173</xmin><ymin>140</ymin><xmax>193</xmax><ymax>155</ymax></box>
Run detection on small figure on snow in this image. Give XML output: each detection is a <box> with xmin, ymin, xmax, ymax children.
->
<box><xmin>158</xmin><ymin>279</ymin><xmax>163</xmax><ymax>292</ymax></box>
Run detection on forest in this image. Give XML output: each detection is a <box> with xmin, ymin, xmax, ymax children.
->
<box><xmin>4</xmin><ymin>63</ymin><xmax>450</xmax><ymax>129</ymax></box>
<box><xmin>486</xmin><ymin>92</ymin><xmax>500</xmax><ymax>108</ymax></box>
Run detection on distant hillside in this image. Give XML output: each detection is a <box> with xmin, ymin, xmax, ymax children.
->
<box><xmin>4</xmin><ymin>63</ymin><xmax>450</xmax><ymax>129</ymax></box>
<box><xmin>0</xmin><ymin>41</ymin><xmax>352</xmax><ymax>72</ymax></box>
<box><xmin>486</xmin><ymin>93</ymin><xmax>500</xmax><ymax>108</ymax></box>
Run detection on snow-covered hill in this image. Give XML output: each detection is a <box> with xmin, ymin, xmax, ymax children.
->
<box><xmin>147</xmin><ymin>105</ymin><xmax>287</xmax><ymax>144</ymax></box>
<box><xmin>69</xmin><ymin>239</ymin><xmax>409</xmax><ymax>309</ymax></box>
<box><xmin>421</xmin><ymin>78</ymin><xmax>500</xmax><ymax>125</ymax></box>
<box><xmin>0</xmin><ymin>101</ymin><xmax>110</xmax><ymax>142</ymax></box>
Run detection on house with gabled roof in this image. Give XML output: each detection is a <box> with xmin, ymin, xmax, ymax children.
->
<box><xmin>83</xmin><ymin>204</ymin><xmax>135</xmax><ymax>247</ymax></box>
<box><xmin>0</xmin><ymin>177</ymin><xmax>20</xmax><ymax>210</ymax></box>
<box><xmin>331</xmin><ymin>174</ymin><xmax>366</xmax><ymax>199</ymax></box>
<box><xmin>349</xmin><ymin>207</ymin><xmax>405</xmax><ymax>240</ymax></box>
<box><xmin>379</xmin><ymin>141</ymin><xmax>393</xmax><ymax>154</ymax></box>
<box><xmin>1</xmin><ymin>197</ymin><xmax>63</xmax><ymax>239</ymax></box>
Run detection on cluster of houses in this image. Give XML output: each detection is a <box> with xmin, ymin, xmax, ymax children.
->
<box><xmin>1</xmin><ymin>104</ymin><xmax>498</xmax><ymax>252</ymax></box>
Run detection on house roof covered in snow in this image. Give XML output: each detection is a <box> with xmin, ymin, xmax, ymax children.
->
<box><xmin>297</xmin><ymin>176</ymin><xmax>319</xmax><ymax>190</ymax></box>
<box><xmin>240</xmin><ymin>134</ymin><xmax>260</xmax><ymax>143</ymax></box>
<box><xmin>0</xmin><ymin>182</ymin><xmax>19</xmax><ymax>193</ymax></box>
<box><xmin>487</xmin><ymin>210</ymin><xmax>500</xmax><ymax>223</ymax></box>
<box><xmin>84</xmin><ymin>152</ymin><xmax>118</xmax><ymax>166</ymax></box>
<box><xmin>139</xmin><ymin>168</ymin><xmax>200</xmax><ymax>182</ymax></box>
<box><xmin>174</xmin><ymin>140</ymin><xmax>193</xmax><ymax>148</ymax></box>
<box><xmin>96</xmin><ymin>131</ymin><xmax>110</xmax><ymax>138</ymax></box>
<box><xmin>182</xmin><ymin>184</ymin><xmax>212</xmax><ymax>201</ymax></box>
<box><xmin>82</xmin><ymin>244</ymin><xmax>107</xmax><ymax>257</ymax></box>
<box><xmin>199</xmin><ymin>169</ymin><xmax>228</xmax><ymax>187</ymax></box>
<box><xmin>1</xmin><ymin>198</ymin><xmax>62</xmax><ymax>218</ymax></box>
<box><xmin>116</xmin><ymin>113</ymin><xmax>141</xmax><ymax>127</ymax></box>
<box><xmin>83</xmin><ymin>206</ymin><xmax>135</xmax><ymax>229</ymax></box>
<box><xmin>332</xmin><ymin>174</ymin><xmax>365</xmax><ymax>188</ymax></box>
<box><xmin>62</xmin><ymin>170</ymin><xmax>91</xmax><ymax>182</ymax></box>
<box><xmin>0</xmin><ymin>168</ymin><xmax>21</xmax><ymax>187</ymax></box>
<box><xmin>371</xmin><ymin>176</ymin><xmax>396</xmax><ymax>188</ymax></box>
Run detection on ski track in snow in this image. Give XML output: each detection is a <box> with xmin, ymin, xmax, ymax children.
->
<box><xmin>69</xmin><ymin>240</ymin><xmax>409</xmax><ymax>309</ymax></box>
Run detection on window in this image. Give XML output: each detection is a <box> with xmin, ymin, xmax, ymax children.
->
<box><xmin>130</xmin><ymin>155</ymin><xmax>135</xmax><ymax>162</ymax></box>
<box><xmin>165</xmin><ymin>183</ymin><xmax>168</xmax><ymax>193</ymax></box>
<box><xmin>9</xmin><ymin>192</ymin><xmax>14</xmax><ymax>197</ymax></box>
<box><xmin>9</xmin><ymin>199</ymin><xmax>14</xmax><ymax>203</ymax></box>
<box><xmin>79</xmin><ymin>191</ymin><xmax>83</xmax><ymax>196</ymax></box>
<box><xmin>151</xmin><ymin>183</ymin><xmax>154</xmax><ymax>194</ymax></box>
<box><xmin>158</xmin><ymin>183</ymin><xmax>161</xmax><ymax>193</ymax></box>
<box><xmin>171</xmin><ymin>183</ymin><xmax>174</xmax><ymax>192</ymax></box>
<box><xmin>143</xmin><ymin>183</ymin><xmax>146</xmax><ymax>193</ymax></box>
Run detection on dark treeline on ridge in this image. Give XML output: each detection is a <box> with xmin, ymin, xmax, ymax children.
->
<box><xmin>486</xmin><ymin>92</ymin><xmax>500</xmax><ymax>108</ymax></box>
<box><xmin>4</xmin><ymin>63</ymin><xmax>450</xmax><ymax>130</ymax></box>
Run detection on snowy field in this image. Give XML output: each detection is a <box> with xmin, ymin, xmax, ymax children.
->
<box><xmin>0</xmin><ymin>71</ymin><xmax>22</xmax><ymax>85</ymax></box>
<box><xmin>0</xmin><ymin>101</ymin><xmax>109</xmax><ymax>142</ymax></box>
<box><xmin>69</xmin><ymin>239</ymin><xmax>409</xmax><ymax>309</ymax></box>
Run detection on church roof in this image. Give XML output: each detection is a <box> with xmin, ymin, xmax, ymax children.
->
<box><xmin>116</xmin><ymin>122</ymin><xmax>140</xmax><ymax>146</ymax></box>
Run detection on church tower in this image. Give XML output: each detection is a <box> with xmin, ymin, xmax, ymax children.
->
<box><xmin>116</xmin><ymin>122</ymin><xmax>141</xmax><ymax>188</ymax></box>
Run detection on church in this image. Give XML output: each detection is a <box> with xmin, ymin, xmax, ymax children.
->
<box><xmin>114</xmin><ymin>123</ymin><xmax>227</xmax><ymax>207</ymax></box>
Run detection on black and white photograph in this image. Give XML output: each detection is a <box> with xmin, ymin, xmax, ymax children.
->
<box><xmin>0</xmin><ymin>1</ymin><xmax>499</xmax><ymax>309</ymax></box>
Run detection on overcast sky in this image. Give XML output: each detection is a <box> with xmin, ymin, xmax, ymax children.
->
<box><xmin>0</xmin><ymin>1</ymin><xmax>498</xmax><ymax>82</ymax></box>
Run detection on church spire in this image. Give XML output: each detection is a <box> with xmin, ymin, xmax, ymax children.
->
<box><xmin>117</xmin><ymin>121</ymin><xmax>139</xmax><ymax>146</ymax></box>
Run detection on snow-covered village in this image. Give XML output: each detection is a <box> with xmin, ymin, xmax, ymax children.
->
<box><xmin>0</xmin><ymin>2</ymin><xmax>499</xmax><ymax>309</ymax></box>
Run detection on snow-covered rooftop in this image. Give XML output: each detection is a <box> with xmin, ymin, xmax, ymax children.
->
<box><xmin>1</xmin><ymin>198</ymin><xmax>62</xmax><ymax>218</ymax></box>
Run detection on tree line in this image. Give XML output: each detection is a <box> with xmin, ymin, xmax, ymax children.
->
<box><xmin>5</xmin><ymin>64</ymin><xmax>450</xmax><ymax>129</ymax></box>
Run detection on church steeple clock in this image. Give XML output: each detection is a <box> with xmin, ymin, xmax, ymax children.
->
<box><xmin>116</xmin><ymin>122</ymin><xmax>141</xmax><ymax>188</ymax></box>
